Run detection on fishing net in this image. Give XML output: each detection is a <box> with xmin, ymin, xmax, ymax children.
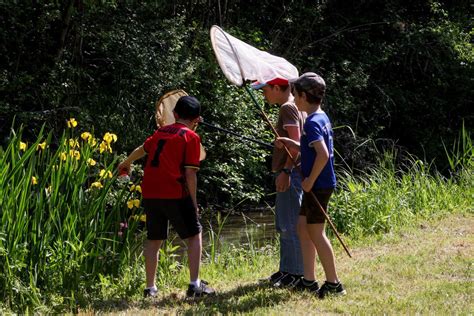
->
<box><xmin>155</xmin><ymin>89</ymin><xmax>188</xmax><ymax>127</ymax></box>
<box><xmin>155</xmin><ymin>89</ymin><xmax>206</xmax><ymax>160</ymax></box>
<box><xmin>210</xmin><ymin>25</ymin><xmax>298</xmax><ymax>86</ymax></box>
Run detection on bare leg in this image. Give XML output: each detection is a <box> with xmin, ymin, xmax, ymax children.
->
<box><xmin>144</xmin><ymin>239</ymin><xmax>163</xmax><ymax>288</ymax></box>
<box><xmin>307</xmin><ymin>223</ymin><xmax>338</xmax><ymax>283</ymax></box>
<box><xmin>297</xmin><ymin>215</ymin><xmax>316</xmax><ymax>281</ymax></box>
<box><xmin>185</xmin><ymin>232</ymin><xmax>202</xmax><ymax>282</ymax></box>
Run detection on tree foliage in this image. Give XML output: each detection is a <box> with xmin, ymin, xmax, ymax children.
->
<box><xmin>1</xmin><ymin>0</ymin><xmax>472</xmax><ymax>207</ymax></box>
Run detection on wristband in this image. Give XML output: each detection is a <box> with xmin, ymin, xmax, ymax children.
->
<box><xmin>281</xmin><ymin>168</ymin><xmax>292</xmax><ymax>175</ymax></box>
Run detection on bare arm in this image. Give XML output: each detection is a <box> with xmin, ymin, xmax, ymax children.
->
<box><xmin>185</xmin><ymin>167</ymin><xmax>199</xmax><ymax>212</ymax></box>
<box><xmin>117</xmin><ymin>145</ymin><xmax>146</xmax><ymax>173</ymax></box>
<box><xmin>276</xmin><ymin>137</ymin><xmax>300</xmax><ymax>151</ymax></box>
<box><xmin>283</xmin><ymin>125</ymin><xmax>301</xmax><ymax>169</ymax></box>
<box><xmin>301</xmin><ymin>140</ymin><xmax>329</xmax><ymax>192</ymax></box>
<box><xmin>274</xmin><ymin>126</ymin><xmax>301</xmax><ymax>192</ymax></box>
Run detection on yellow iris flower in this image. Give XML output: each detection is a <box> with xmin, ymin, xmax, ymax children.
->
<box><xmin>89</xmin><ymin>137</ymin><xmax>98</xmax><ymax>147</ymax></box>
<box><xmin>60</xmin><ymin>152</ymin><xmax>67</xmax><ymax>161</ymax></box>
<box><xmin>67</xmin><ymin>118</ymin><xmax>78</xmax><ymax>128</ymax></box>
<box><xmin>81</xmin><ymin>132</ymin><xmax>92</xmax><ymax>141</ymax></box>
<box><xmin>130</xmin><ymin>184</ymin><xmax>142</xmax><ymax>193</ymax></box>
<box><xmin>99</xmin><ymin>141</ymin><xmax>112</xmax><ymax>153</ymax></box>
<box><xmin>99</xmin><ymin>169</ymin><xmax>113</xmax><ymax>179</ymax></box>
<box><xmin>31</xmin><ymin>176</ymin><xmax>38</xmax><ymax>185</ymax></box>
<box><xmin>69</xmin><ymin>138</ymin><xmax>79</xmax><ymax>148</ymax></box>
<box><xmin>69</xmin><ymin>150</ymin><xmax>81</xmax><ymax>160</ymax></box>
<box><xmin>19</xmin><ymin>141</ymin><xmax>27</xmax><ymax>151</ymax></box>
<box><xmin>36</xmin><ymin>142</ymin><xmax>47</xmax><ymax>151</ymax></box>
<box><xmin>127</xmin><ymin>199</ymin><xmax>141</xmax><ymax>209</ymax></box>
<box><xmin>103</xmin><ymin>132</ymin><xmax>118</xmax><ymax>144</ymax></box>
<box><xmin>130</xmin><ymin>214</ymin><xmax>146</xmax><ymax>222</ymax></box>
<box><xmin>90</xmin><ymin>181</ymin><xmax>103</xmax><ymax>189</ymax></box>
<box><xmin>87</xmin><ymin>158</ymin><xmax>96</xmax><ymax>166</ymax></box>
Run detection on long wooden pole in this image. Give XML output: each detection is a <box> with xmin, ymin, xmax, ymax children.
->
<box><xmin>245</xmin><ymin>85</ymin><xmax>352</xmax><ymax>258</ymax></box>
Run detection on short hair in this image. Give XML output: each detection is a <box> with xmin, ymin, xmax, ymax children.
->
<box><xmin>268</xmin><ymin>84</ymin><xmax>290</xmax><ymax>92</ymax></box>
<box><xmin>174</xmin><ymin>96</ymin><xmax>201</xmax><ymax>119</ymax></box>
<box><xmin>289</xmin><ymin>72</ymin><xmax>326</xmax><ymax>104</ymax></box>
<box><xmin>292</xmin><ymin>85</ymin><xmax>322</xmax><ymax>104</ymax></box>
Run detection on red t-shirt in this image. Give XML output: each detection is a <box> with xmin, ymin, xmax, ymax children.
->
<box><xmin>142</xmin><ymin>123</ymin><xmax>201</xmax><ymax>199</ymax></box>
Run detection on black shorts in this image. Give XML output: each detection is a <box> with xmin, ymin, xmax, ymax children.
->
<box><xmin>300</xmin><ymin>188</ymin><xmax>334</xmax><ymax>224</ymax></box>
<box><xmin>143</xmin><ymin>197</ymin><xmax>202</xmax><ymax>240</ymax></box>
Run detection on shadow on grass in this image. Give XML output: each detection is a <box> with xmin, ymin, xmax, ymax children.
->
<box><xmin>86</xmin><ymin>298</ymin><xmax>135</xmax><ymax>313</ymax></box>
<box><xmin>88</xmin><ymin>282</ymin><xmax>291</xmax><ymax>314</ymax></box>
<box><xmin>157</xmin><ymin>282</ymin><xmax>290</xmax><ymax>314</ymax></box>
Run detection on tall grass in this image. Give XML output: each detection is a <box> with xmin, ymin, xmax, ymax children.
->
<box><xmin>331</xmin><ymin>132</ymin><xmax>473</xmax><ymax>237</ymax></box>
<box><xmin>0</xmin><ymin>123</ymin><xmax>145</xmax><ymax>312</ymax></box>
<box><xmin>443</xmin><ymin>121</ymin><xmax>473</xmax><ymax>172</ymax></box>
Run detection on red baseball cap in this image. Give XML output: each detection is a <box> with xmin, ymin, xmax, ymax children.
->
<box><xmin>251</xmin><ymin>77</ymin><xmax>289</xmax><ymax>89</ymax></box>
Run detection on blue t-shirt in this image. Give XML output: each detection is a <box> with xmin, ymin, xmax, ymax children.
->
<box><xmin>300</xmin><ymin>111</ymin><xmax>336</xmax><ymax>189</ymax></box>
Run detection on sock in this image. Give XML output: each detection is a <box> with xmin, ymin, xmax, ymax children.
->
<box><xmin>145</xmin><ymin>285</ymin><xmax>157</xmax><ymax>292</ymax></box>
<box><xmin>190</xmin><ymin>279</ymin><xmax>201</xmax><ymax>287</ymax></box>
<box><xmin>302</xmin><ymin>278</ymin><xmax>316</xmax><ymax>286</ymax></box>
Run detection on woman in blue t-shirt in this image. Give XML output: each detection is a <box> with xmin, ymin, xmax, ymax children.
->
<box><xmin>277</xmin><ymin>72</ymin><xmax>346</xmax><ymax>299</ymax></box>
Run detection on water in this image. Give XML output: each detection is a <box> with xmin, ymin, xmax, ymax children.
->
<box><xmin>202</xmin><ymin>211</ymin><xmax>276</xmax><ymax>247</ymax></box>
<box><xmin>167</xmin><ymin>211</ymin><xmax>276</xmax><ymax>253</ymax></box>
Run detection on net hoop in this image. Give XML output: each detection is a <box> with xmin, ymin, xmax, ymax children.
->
<box><xmin>210</xmin><ymin>25</ymin><xmax>298</xmax><ymax>86</ymax></box>
<box><xmin>155</xmin><ymin>89</ymin><xmax>206</xmax><ymax>161</ymax></box>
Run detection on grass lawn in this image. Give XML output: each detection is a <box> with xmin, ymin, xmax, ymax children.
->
<box><xmin>81</xmin><ymin>212</ymin><xmax>473</xmax><ymax>315</ymax></box>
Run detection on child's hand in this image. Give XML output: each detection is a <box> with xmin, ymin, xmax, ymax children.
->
<box><xmin>275</xmin><ymin>171</ymin><xmax>291</xmax><ymax>192</ymax></box>
<box><xmin>191</xmin><ymin>116</ymin><xmax>203</xmax><ymax>131</ymax></box>
<box><xmin>276</xmin><ymin>137</ymin><xmax>299</xmax><ymax>150</ymax></box>
<box><xmin>301</xmin><ymin>177</ymin><xmax>314</xmax><ymax>192</ymax></box>
<box><xmin>117</xmin><ymin>161</ymin><xmax>130</xmax><ymax>175</ymax></box>
<box><xmin>275</xmin><ymin>137</ymin><xmax>290</xmax><ymax>149</ymax></box>
<box><xmin>274</xmin><ymin>138</ymin><xmax>284</xmax><ymax>149</ymax></box>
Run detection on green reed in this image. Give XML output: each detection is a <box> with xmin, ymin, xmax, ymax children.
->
<box><xmin>443</xmin><ymin>121</ymin><xmax>473</xmax><ymax>172</ymax></box>
<box><xmin>0</xmin><ymin>123</ymin><xmax>145</xmax><ymax>312</ymax></box>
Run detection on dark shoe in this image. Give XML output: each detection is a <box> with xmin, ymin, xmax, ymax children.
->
<box><xmin>274</xmin><ymin>274</ymin><xmax>302</xmax><ymax>288</ymax></box>
<box><xmin>260</xmin><ymin>271</ymin><xmax>287</xmax><ymax>285</ymax></box>
<box><xmin>143</xmin><ymin>287</ymin><xmax>158</xmax><ymax>298</ymax></box>
<box><xmin>186</xmin><ymin>280</ymin><xmax>216</xmax><ymax>297</ymax></box>
<box><xmin>318</xmin><ymin>281</ymin><xmax>346</xmax><ymax>299</ymax></box>
<box><xmin>294</xmin><ymin>278</ymin><xmax>319</xmax><ymax>293</ymax></box>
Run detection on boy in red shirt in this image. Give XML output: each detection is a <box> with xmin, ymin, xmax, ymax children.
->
<box><xmin>118</xmin><ymin>96</ymin><xmax>215</xmax><ymax>298</ymax></box>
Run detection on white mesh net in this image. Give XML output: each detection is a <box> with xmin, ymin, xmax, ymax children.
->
<box><xmin>210</xmin><ymin>25</ymin><xmax>298</xmax><ymax>86</ymax></box>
